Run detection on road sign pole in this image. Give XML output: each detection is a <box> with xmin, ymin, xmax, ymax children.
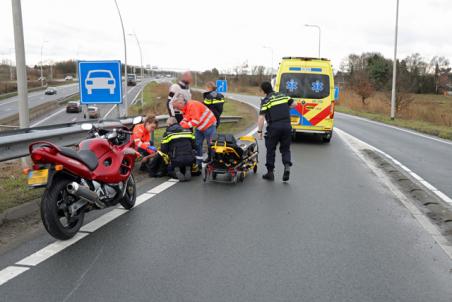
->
<box><xmin>390</xmin><ymin>0</ymin><xmax>399</xmax><ymax>120</ymax></box>
<box><xmin>11</xmin><ymin>0</ymin><xmax>29</xmax><ymax>129</ymax></box>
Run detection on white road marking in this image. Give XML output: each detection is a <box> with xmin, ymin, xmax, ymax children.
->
<box><xmin>31</xmin><ymin>107</ymin><xmax>66</xmax><ymax>127</ymax></box>
<box><xmin>337</xmin><ymin>112</ymin><xmax>452</xmax><ymax>146</ymax></box>
<box><xmin>0</xmin><ymin>179</ymin><xmax>178</xmax><ymax>287</ymax></box>
<box><xmin>0</xmin><ymin>99</ymin><xmax>18</xmax><ymax>106</ymax></box>
<box><xmin>135</xmin><ymin>193</ymin><xmax>155</xmax><ymax>206</ymax></box>
<box><xmin>103</xmin><ymin>105</ymin><xmax>117</xmax><ymax>119</ymax></box>
<box><xmin>148</xmin><ymin>180</ymin><xmax>178</xmax><ymax>194</ymax></box>
<box><xmin>0</xmin><ymin>266</ymin><xmax>30</xmax><ymax>286</ymax></box>
<box><xmin>15</xmin><ymin>232</ymin><xmax>89</xmax><ymax>266</ymax></box>
<box><xmin>80</xmin><ymin>209</ymin><xmax>127</xmax><ymax>233</ymax></box>
<box><xmin>336</xmin><ymin>127</ymin><xmax>452</xmax><ymax>205</ymax></box>
<box><xmin>336</xmin><ymin>128</ymin><xmax>452</xmax><ymax>259</ymax></box>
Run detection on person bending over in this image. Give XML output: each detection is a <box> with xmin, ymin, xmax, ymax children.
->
<box><xmin>161</xmin><ymin>117</ymin><xmax>196</xmax><ymax>181</ymax></box>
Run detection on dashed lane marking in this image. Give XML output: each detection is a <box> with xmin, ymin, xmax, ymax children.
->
<box><xmin>0</xmin><ymin>267</ymin><xmax>30</xmax><ymax>287</ymax></box>
<box><xmin>31</xmin><ymin>107</ymin><xmax>67</xmax><ymax>127</ymax></box>
<box><xmin>0</xmin><ymin>179</ymin><xmax>178</xmax><ymax>287</ymax></box>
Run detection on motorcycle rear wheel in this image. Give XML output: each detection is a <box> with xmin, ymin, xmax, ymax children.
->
<box><xmin>41</xmin><ymin>176</ymin><xmax>85</xmax><ymax>240</ymax></box>
<box><xmin>119</xmin><ymin>174</ymin><xmax>136</xmax><ymax>209</ymax></box>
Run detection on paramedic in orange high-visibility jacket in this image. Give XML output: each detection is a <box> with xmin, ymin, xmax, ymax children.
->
<box><xmin>132</xmin><ymin>115</ymin><xmax>158</xmax><ymax>157</ymax></box>
<box><xmin>172</xmin><ymin>93</ymin><xmax>217</xmax><ymax>169</ymax></box>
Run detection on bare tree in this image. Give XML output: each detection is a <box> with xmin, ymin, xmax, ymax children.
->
<box><xmin>350</xmin><ymin>70</ymin><xmax>375</xmax><ymax>105</ymax></box>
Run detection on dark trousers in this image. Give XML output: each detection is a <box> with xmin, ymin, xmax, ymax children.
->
<box><xmin>264</xmin><ymin>123</ymin><xmax>292</xmax><ymax>171</ymax></box>
<box><xmin>215</xmin><ymin>114</ymin><xmax>221</xmax><ymax>129</ymax></box>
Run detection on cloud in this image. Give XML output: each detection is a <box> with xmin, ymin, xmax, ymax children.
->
<box><xmin>0</xmin><ymin>0</ymin><xmax>450</xmax><ymax>71</ymax></box>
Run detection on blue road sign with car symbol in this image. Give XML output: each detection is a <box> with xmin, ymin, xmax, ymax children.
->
<box><xmin>216</xmin><ymin>80</ymin><xmax>228</xmax><ymax>93</ymax></box>
<box><xmin>78</xmin><ymin>60</ymin><xmax>122</xmax><ymax>104</ymax></box>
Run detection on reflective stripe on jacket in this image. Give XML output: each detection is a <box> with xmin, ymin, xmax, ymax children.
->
<box><xmin>260</xmin><ymin>92</ymin><xmax>293</xmax><ymax>124</ymax></box>
<box><xmin>180</xmin><ymin>100</ymin><xmax>217</xmax><ymax>132</ymax></box>
<box><xmin>161</xmin><ymin>132</ymin><xmax>195</xmax><ymax>144</ymax></box>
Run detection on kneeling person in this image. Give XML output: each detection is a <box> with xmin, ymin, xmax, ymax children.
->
<box><xmin>161</xmin><ymin>117</ymin><xmax>196</xmax><ymax>181</ymax></box>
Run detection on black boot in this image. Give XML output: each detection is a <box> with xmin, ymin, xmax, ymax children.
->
<box><xmin>262</xmin><ymin>170</ymin><xmax>274</xmax><ymax>181</ymax></box>
<box><xmin>283</xmin><ymin>164</ymin><xmax>290</xmax><ymax>182</ymax></box>
<box><xmin>184</xmin><ymin>166</ymin><xmax>192</xmax><ymax>181</ymax></box>
<box><xmin>174</xmin><ymin>166</ymin><xmax>185</xmax><ymax>181</ymax></box>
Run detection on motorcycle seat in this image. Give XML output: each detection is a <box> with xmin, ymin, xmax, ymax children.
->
<box><xmin>60</xmin><ymin>147</ymin><xmax>99</xmax><ymax>171</ymax></box>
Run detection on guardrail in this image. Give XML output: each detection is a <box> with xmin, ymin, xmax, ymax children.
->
<box><xmin>0</xmin><ymin>115</ymin><xmax>241</xmax><ymax>162</ymax></box>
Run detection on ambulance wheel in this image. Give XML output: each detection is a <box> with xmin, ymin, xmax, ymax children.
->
<box><xmin>322</xmin><ymin>131</ymin><xmax>333</xmax><ymax>143</ymax></box>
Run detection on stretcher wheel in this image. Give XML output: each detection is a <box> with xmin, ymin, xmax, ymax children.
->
<box><xmin>238</xmin><ymin>172</ymin><xmax>245</xmax><ymax>182</ymax></box>
<box><xmin>253</xmin><ymin>165</ymin><xmax>258</xmax><ymax>174</ymax></box>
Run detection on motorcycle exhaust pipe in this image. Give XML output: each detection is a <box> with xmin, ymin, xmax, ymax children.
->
<box><xmin>66</xmin><ymin>182</ymin><xmax>105</xmax><ymax>208</ymax></box>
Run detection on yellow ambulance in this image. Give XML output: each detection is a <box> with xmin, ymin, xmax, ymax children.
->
<box><xmin>274</xmin><ymin>57</ymin><xmax>338</xmax><ymax>143</ymax></box>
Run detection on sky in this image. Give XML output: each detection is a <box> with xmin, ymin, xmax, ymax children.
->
<box><xmin>1</xmin><ymin>0</ymin><xmax>451</xmax><ymax>72</ymax></box>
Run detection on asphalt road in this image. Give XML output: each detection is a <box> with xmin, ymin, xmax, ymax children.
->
<box><xmin>0</xmin><ymin>92</ymin><xmax>451</xmax><ymax>301</ymax></box>
<box><xmin>0</xmin><ymin>83</ymin><xmax>78</xmax><ymax>121</ymax></box>
<box><xmin>227</xmin><ymin>93</ymin><xmax>452</xmax><ymax>201</ymax></box>
<box><xmin>334</xmin><ymin>112</ymin><xmax>452</xmax><ymax>198</ymax></box>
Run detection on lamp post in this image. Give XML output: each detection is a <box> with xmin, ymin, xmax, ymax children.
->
<box><xmin>129</xmin><ymin>33</ymin><xmax>144</xmax><ymax>107</ymax></box>
<box><xmin>305</xmin><ymin>24</ymin><xmax>321</xmax><ymax>58</ymax></box>
<box><xmin>11</xmin><ymin>0</ymin><xmax>29</xmax><ymax>129</ymax></box>
<box><xmin>114</xmin><ymin>0</ymin><xmax>128</xmax><ymax>117</ymax></box>
<box><xmin>263</xmin><ymin>46</ymin><xmax>274</xmax><ymax>80</ymax></box>
<box><xmin>40</xmin><ymin>40</ymin><xmax>48</xmax><ymax>87</ymax></box>
<box><xmin>9</xmin><ymin>47</ymin><xmax>14</xmax><ymax>81</ymax></box>
<box><xmin>390</xmin><ymin>0</ymin><xmax>400</xmax><ymax>120</ymax></box>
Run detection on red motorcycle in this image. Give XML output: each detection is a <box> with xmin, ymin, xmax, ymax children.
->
<box><xmin>27</xmin><ymin>118</ymin><xmax>141</xmax><ymax>240</ymax></box>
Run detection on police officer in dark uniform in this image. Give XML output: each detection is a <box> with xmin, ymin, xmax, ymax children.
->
<box><xmin>203</xmin><ymin>81</ymin><xmax>225</xmax><ymax>129</ymax></box>
<box><xmin>257</xmin><ymin>81</ymin><xmax>294</xmax><ymax>181</ymax></box>
<box><xmin>160</xmin><ymin>117</ymin><xmax>196</xmax><ymax>181</ymax></box>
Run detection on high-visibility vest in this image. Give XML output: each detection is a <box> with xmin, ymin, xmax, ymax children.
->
<box><xmin>132</xmin><ymin>123</ymin><xmax>151</xmax><ymax>150</ymax></box>
<box><xmin>180</xmin><ymin>100</ymin><xmax>217</xmax><ymax>131</ymax></box>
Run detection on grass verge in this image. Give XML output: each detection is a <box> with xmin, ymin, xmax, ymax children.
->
<box><xmin>0</xmin><ymin>160</ymin><xmax>43</xmax><ymax>214</ymax></box>
<box><xmin>336</xmin><ymin>105</ymin><xmax>452</xmax><ymax>140</ymax></box>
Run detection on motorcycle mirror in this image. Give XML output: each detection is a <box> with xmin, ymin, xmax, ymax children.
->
<box><xmin>81</xmin><ymin>123</ymin><xmax>93</xmax><ymax>131</ymax></box>
<box><xmin>133</xmin><ymin>116</ymin><xmax>143</xmax><ymax>125</ymax></box>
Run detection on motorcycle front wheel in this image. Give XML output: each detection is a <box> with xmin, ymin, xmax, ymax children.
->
<box><xmin>119</xmin><ymin>174</ymin><xmax>136</xmax><ymax>210</ymax></box>
<box><xmin>41</xmin><ymin>175</ymin><xmax>85</xmax><ymax>240</ymax></box>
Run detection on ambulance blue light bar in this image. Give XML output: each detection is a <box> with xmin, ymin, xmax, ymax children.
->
<box><xmin>289</xmin><ymin>67</ymin><xmax>322</xmax><ymax>72</ymax></box>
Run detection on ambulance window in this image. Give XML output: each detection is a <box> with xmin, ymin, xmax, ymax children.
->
<box><xmin>280</xmin><ymin>73</ymin><xmax>330</xmax><ymax>99</ymax></box>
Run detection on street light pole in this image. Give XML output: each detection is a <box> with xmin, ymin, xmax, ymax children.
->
<box><xmin>129</xmin><ymin>33</ymin><xmax>144</xmax><ymax>107</ymax></box>
<box><xmin>390</xmin><ymin>0</ymin><xmax>400</xmax><ymax>120</ymax></box>
<box><xmin>305</xmin><ymin>24</ymin><xmax>321</xmax><ymax>58</ymax></box>
<box><xmin>114</xmin><ymin>0</ymin><xmax>128</xmax><ymax>117</ymax></box>
<box><xmin>11</xmin><ymin>0</ymin><xmax>29</xmax><ymax>128</ymax></box>
<box><xmin>40</xmin><ymin>41</ymin><xmax>47</xmax><ymax>87</ymax></box>
<box><xmin>9</xmin><ymin>47</ymin><xmax>14</xmax><ymax>81</ymax></box>
<box><xmin>263</xmin><ymin>46</ymin><xmax>274</xmax><ymax>80</ymax></box>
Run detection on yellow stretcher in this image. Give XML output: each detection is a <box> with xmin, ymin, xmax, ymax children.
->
<box><xmin>203</xmin><ymin>134</ymin><xmax>258</xmax><ymax>184</ymax></box>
